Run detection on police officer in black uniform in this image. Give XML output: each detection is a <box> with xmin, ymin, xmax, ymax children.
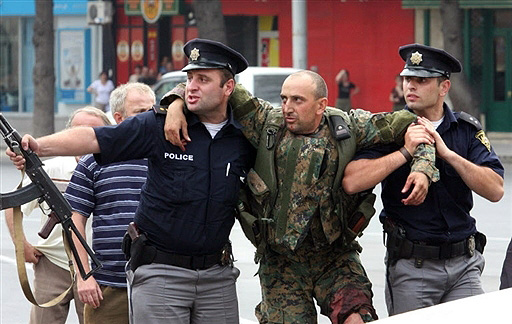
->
<box><xmin>115</xmin><ymin>39</ymin><xmax>255</xmax><ymax>323</ymax></box>
<box><xmin>343</xmin><ymin>44</ymin><xmax>505</xmax><ymax>315</ymax></box>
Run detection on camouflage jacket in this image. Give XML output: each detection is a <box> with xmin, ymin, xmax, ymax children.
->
<box><xmin>167</xmin><ymin>83</ymin><xmax>439</xmax><ymax>253</ymax></box>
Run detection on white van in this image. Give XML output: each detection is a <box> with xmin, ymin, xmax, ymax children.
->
<box><xmin>153</xmin><ymin>66</ymin><xmax>301</xmax><ymax>107</ymax></box>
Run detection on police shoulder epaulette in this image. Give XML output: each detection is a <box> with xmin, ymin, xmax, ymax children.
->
<box><xmin>458</xmin><ymin>111</ymin><xmax>482</xmax><ymax>131</ymax></box>
<box><xmin>153</xmin><ymin>105</ymin><xmax>168</xmax><ymax>115</ymax></box>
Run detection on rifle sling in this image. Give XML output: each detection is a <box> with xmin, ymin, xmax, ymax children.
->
<box><xmin>12</xmin><ymin>171</ymin><xmax>76</xmax><ymax>307</ymax></box>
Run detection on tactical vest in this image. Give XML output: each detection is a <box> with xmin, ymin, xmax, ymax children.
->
<box><xmin>237</xmin><ymin>107</ymin><xmax>376</xmax><ymax>261</ymax></box>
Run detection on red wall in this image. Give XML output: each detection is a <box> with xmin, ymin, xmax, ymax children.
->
<box><xmin>224</xmin><ymin>0</ymin><xmax>414</xmax><ymax>112</ymax></box>
<box><xmin>113</xmin><ymin>0</ymin><xmax>414</xmax><ymax>111</ymax></box>
<box><xmin>323</xmin><ymin>1</ymin><xmax>414</xmax><ymax>112</ymax></box>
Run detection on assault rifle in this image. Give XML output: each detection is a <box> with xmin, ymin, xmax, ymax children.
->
<box><xmin>0</xmin><ymin>114</ymin><xmax>101</xmax><ymax>280</ymax></box>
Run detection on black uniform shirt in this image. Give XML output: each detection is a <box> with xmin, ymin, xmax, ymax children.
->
<box><xmin>354</xmin><ymin>104</ymin><xmax>504</xmax><ymax>244</ymax></box>
<box><xmin>93</xmin><ymin>108</ymin><xmax>254</xmax><ymax>255</ymax></box>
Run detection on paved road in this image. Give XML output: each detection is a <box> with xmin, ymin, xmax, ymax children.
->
<box><xmin>1</xmin><ymin>159</ymin><xmax>511</xmax><ymax>323</ymax></box>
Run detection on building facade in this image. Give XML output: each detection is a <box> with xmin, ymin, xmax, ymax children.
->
<box><xmin>404</xmin><ymin>0</ymin><xmax>512</xmax><ymax>131</ymax></box>
<box><xmin>109</xmin><ymin>0</ymin><xmax>512</xmax><ymax>131</ymax></box>
<box><xmin>1</xmin><ymin>0</ymin><xmax>511</xmax><ymax>132</ymax></box>
<box><xmin>0</xmin><ymin>0</ymin><xmax>103</xmax><ymax>131</ymax></box>
<box><xmin>112</xmin><ymin>0</ymin><xmax>414</xmax><ymax>112</ymax></box>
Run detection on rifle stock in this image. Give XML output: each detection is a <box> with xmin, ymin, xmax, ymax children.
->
<box><xmin>0</xmin><ymin>113</ymin><xmax>102</xmax><ymax>280</ymax></box>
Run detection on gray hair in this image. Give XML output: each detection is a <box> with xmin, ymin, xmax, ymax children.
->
<box><xmin>109</xmin><ymin>82</ymin><xmax>156</xmax><ymax>117</ymax></box>
<box><xmin>66</xmin><ymin>106</ymin><xmax>112</xmax><ymax>128</ymax></box>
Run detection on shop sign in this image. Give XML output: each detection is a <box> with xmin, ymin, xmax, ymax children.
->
<box><xmin>125</xmin><ymin>0</ymin><xmax>179</xmax><ymax>16</ymax></box>
<box><xmin>141</xmin><ymin>0</ymin><xmax>162</xmax><ymax>24</ymax></box>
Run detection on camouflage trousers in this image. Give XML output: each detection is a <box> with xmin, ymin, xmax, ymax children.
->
<box><xmin>256</xmin><ymin>239</ymin><xmax>377</xmax><ymax>323</ymax></box>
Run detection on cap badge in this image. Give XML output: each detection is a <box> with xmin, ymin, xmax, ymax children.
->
<box><xmin>190</xmin><ymin>48</ymin><xmax>200</xmax><ymax>61</ymax></box>
<box><xmin>410</xmin><ymin>51</ymin><xmax>423</xmax><ymax>65</ymax></box>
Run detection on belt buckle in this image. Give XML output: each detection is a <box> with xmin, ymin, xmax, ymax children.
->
<box><xmin>467</xmin><ymin>236</ymin><xmax>475</xmax><ymax>257</ymax></box>
<box><xmin>191</xmin><ymin>255</ymin><xmax>205</xmax><ymax>270</ymax></box>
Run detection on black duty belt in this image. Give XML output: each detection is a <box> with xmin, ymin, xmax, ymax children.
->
<box><xmin>397</xmin><ymin>235</ymin><xmax>479</xmax><ymax>260</ymax></box>
<box><xmin>152</xmin><ymin>249</ymin><xmax>222</xmax><ymax>270</ymax></box>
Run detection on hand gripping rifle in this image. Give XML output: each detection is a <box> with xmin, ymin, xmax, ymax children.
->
<box><xmin>0</xmin><ymin>113</ymin><xmax>101</xmax><ymax>280</ymax></box>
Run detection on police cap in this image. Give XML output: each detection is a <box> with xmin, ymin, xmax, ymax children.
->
<box><xmin>399</xmin><ymin>44</ymin><xmax>462</xmax><ymax>79</ymax></box>
<box><xmin>182</xmin><ymin>38</ymin><xmax>248</xmax><ymax>76</ymax></box>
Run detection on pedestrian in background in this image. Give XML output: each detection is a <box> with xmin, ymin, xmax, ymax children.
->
<box><xmin>343</xmin><ymin>44</ymin><xmax>504</xmax><ymax>316</ymax></box>
<box><xmin>335</xmin><ymin>69</ymin><xmax>359</xmax><ymax>112</ymax></box>
<box><xmin>137</xmin><ymin>66</ymin><xmax>157</xmax><ymax>86</ymax></box>
<box><xmin>389</xmin><ymin>74</ymin><xmax>405</xmax><ymax>111</ymax></box>
<box><xmin>87</xmin><ymin>71</ymin><xmax>115</xmax><ymax>112</ymax></box>
<box><xmin>158</xmin><ymin>56</ymin><xmax>170</xmax><ymax>75</ymax></box>
<box><xmin>128</xmin><ymin>65</ymin><xmax>142</xmax><ymax>83</ymax></box>
<box><xmin>157</xmin><ymin>61</ymin><xmax>175</xmax><ymax>81</ymax></box>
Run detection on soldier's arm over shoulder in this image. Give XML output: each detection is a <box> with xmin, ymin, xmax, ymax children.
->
<box><xmin>349</xmin><ymin>109</ymin><xmax>416</xmax><ymax>148</ymax></box>
<box><xmin>349</xmin><ymin>109</ymin><xmax>439</xmax><ymax>182</ymax></box>
<box><xmin>229</xmin><ymin>83</ymin><xmax>274</xmax><ymax>121</ymax></box>
<box><xmin>229</xmin><ymin>83</ymin><xmax>254</xmax><ymax>118</ymax></box>
<box><xmin>161</xmin><ymin>83</ymin><xmax>186</xmax><ymax>107</ymax></box>
<box><xmin>229</xmin><ymin>83</ymin><xmax>277</xmax><ymax>146</ymax></box>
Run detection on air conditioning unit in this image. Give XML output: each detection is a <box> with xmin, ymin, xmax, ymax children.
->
<box><xmin>87</xmin><ymin>1</ymin><xmax>113</xmax><ymax>25</ymax></box>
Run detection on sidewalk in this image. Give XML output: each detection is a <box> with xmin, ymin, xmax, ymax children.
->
<box><xmin>488</xmin><ymin>132</ymin><xmax>512</xmax><ymax>163</ymax></box>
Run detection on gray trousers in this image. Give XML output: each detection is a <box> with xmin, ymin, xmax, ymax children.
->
<box><xmin>385</xmin><ymin>252</ymin><xmax>485</xmax><ymax>316</ymax></box>
<box><xmin>499</xmin><ymin>238</ymin><xmax>512</xmax><ymax>289</ymax></box>
<box><xmin>126</xmin><ymin>263</ymin><xmax>240</xmax><ymax>324</ymax></box>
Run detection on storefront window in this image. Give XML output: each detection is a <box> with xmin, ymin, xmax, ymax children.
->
<box><xmin>0</xmin><ymin>17</ymin><xmax>19</xmax><ymax>112</ymax></box>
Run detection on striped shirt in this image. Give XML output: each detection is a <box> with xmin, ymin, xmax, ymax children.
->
<box><xmin>65</xmin><ymin>154</ymin><xmax>148</xmax><ymax>287</ymax></box>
